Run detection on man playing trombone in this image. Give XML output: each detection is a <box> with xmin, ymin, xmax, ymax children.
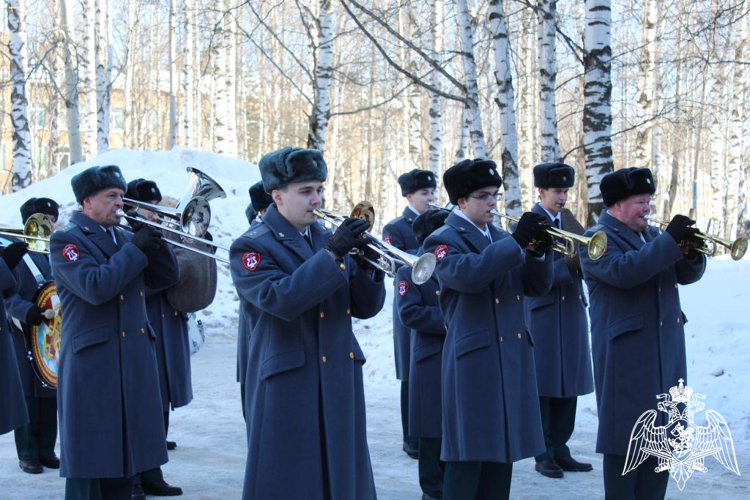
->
<box><xmin>579</xmin><ymin>167</ymin><xmax>706</xmax><ymax>500</ymax></box>
<box><xmin>423</xmin><ymin>158</ymin><xmax>554</xmax><ymax>499</ymax></box>
<box><xmin>524</xmin><ymin>164</ymin><xmax>594</xmax><ymax>479</ymax></box>
<box><xmin>230</xmin><ymin>147</ymin><xmax>385</xmax><ymax>500</ymax></box>
<box><xmin>5</xmin><ymin>198</ymin><xmax>61</xmax><ymax>475</ymax></box>
<box><xmin>50</xmin><ymin>165</ymin><xmax>179</xmax><ymax>500</ymax></box>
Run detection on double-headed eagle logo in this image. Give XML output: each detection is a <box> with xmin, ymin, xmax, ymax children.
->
<box><xmin>623</xmin><ymin>378</ymin><xmax>741</xmax><ymax>490</ymax></box>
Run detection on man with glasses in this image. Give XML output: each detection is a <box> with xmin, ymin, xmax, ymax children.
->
<box><xmin>423</xmin><ymin>158</ymin><xmax>554</xmax><ymax>499</ymax></box>
<box><xmin>524</xmin><ymin>163</ymin><xmax>594</xmax><ymax>479</ymax></box>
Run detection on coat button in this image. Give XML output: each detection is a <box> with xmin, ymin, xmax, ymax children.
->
<box><xmin>658</xmin><ymin>287</ymin><xmax>661</xmax><ymax>292</ymax></box>
<box><xmin>674</xmin><ymin>283</ymin><xmax>678</xmax><ymax>289</ymax></box>
<box><xmin>140</xmin><ymin>291</ymin><xmax>144</xmax><ymax>297</ymax></box>
<box><xmin>677</xmin><ymin>317</ymin><xmax>681</xmax><ymax>324</ymax></box>
<box><xmin>349</xmin><ymin>352</ymin><xmax>354</xmax><ymax>359</ymax></box>
<box><xmin>578</xmin><ymin>295</ymin><xmax>582</xmax><ymax>300</ymax></box>
<box><xmin>322</xmin><ymin>356</ymin><xmax>327</xmax><ymax>363</ymax></box>
<box><xmin>120</xmin><ymin>295</ymin><xmax>125</xmax><ymax>301</ymax></box>
<box><xmin>141</xmin><ymin>328</ymin><xmax>145</xmax><ymax>333</ymax></box>
<box><xmin>340</xmin><ymin>263</ymin><xmax>346</xmax><ymax>270</ymax></box>
<box><xmin>516</xmin><ymin>295</ymin><xmax>520</xmax><ymax>301</ymax></box>
<box><xmin>660</xmin><ymin>320</ymin><xmax>663</xmax><ymax>326</ymax></box>
<box><xmin>435</xmin><ymin>291</ymin><xmax>440</xmax><ymax>296</ymax></box>
<box><xmin>562</xmin><ymin>295</ymin><xmax>566</xmax><ymax>301</ymax></box>
<box><xmin>174</xmin><ymin>311</ymin><xmax>178</xmax><ymax>316</ymax></box>
<box><xmin>495</xmin><ymin>298</ymin><xmax>500</xmax><ymax>304</ymax></box>
<box><xmin>121</xmin><ymin>331</ymin><xmax>126</xmax><ymax>337</ymax></box>
<box><xmin>517</xmin><ymin>332</ymin><xmax>522</xmax><ymax>339</ymax></box>
<box><xmin>320</xmin><ymin>312</ymin><xmax>325</xmax><ymax>318</ymax></box>
<box><xmin>500</xmin><ymin>336</ymin><xmax>503</xmax><ymax>342</ymax></box>
<box><xmin>346</xmin><ymin>308</ymin><xmax>351</xmax><ymax>315</ymax></box>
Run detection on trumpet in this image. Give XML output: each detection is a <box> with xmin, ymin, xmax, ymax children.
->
<box><xmin>492</xmin><ymin>210</ymin><xmax>608</xmax><ymax>260</ymax></box>
<box><xmin>0</xmin><ymin>213</ymin><xmax>54</xmax><ymax>254</ymax></box>
<box><xmin>315</xmin><ymin>202</ymin><xmax>437</xmax><ymax>285</ymax></box>
<box><xmin>646</xmin><ymin>216</ymin><xmax>748</xmax><ymax>261</ymax></box>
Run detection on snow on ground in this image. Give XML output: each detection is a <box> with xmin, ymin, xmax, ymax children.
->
<box><xmin>1</xmin><ymin>149</ymin><xmax>749</xmax><ymax>498</ymax></box>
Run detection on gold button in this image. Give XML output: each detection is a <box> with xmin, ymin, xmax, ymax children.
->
<box><xmin>141</xmin><ymin>328</ymin><xmax>145</xmax><ymax>333</ymax></box>
<box><xmin>517</xmin><ymin>332</ymin><xmax>522</xmax><ymax>339</ymax></box>
<box><xmin>174</xmin><ymin>311</ymin><xmax>178</xmax><ymax>316</ymax></box>
<box><xmin>562</xmin><ymin>296</ymin><xmax>566</xmax><ymax>301</ymax></box>
<box><xmin>516</xmin><ymin>295</ymin><xmax>520</xmax><ymax>301</ymax></box>
<box><xmin>674</xmin><ymin>284</ymin><xmax>678</xmax><ymax>289</ymax></box>
<box><xmin>340</xmin><ymin>263</ymin><xmax>346</xmax><ymax>270</ymax></box>
<box><xmin>349</xmin><ymin>352</ymin><xmax>354</xmax><ymax>359</ymax></box>
<box><xmin>660</xmin><ymin>321</ymin><xmax>663</xmax><ymax>326</ymax></box>
<box><xmin>495</xmin><ymin>298</ymin><xmax>500</xmax><ymax>304</ymax></box>
<box><xmin>435</xmin><ymin>291</ymin><xmax>440</xmax><ymax>296</ymax></box>
<box><xmin>500</xmin><ymin>336</ymin><xmax>504</xmax><ymax>342</ymax></box>
<box><xmin>120</xmin><ymin>295</ymin><xmax>125</xmax><ymax>301</ymax></box>
<box><xmin>140</xmin><ymin>291</ymin><xmax>144</xmax><ymax>297</ymax></box>
<box><xmin>320</xmin><ymin>312</ymin><xmax>325</xmax><ymax>318</ymax></box>
<box><xmin>322</xmin><ymin>356</ymin><xmax>327</xmax><ymax>363</ymax></box>
<box><xmin>578</xmin><ymin>295</ymin><xmax>582</xmax><ymax>300</ymax></box>
<box><xmin>677</xmin><ymin>317</ymin><xmax>681</xmax><ymax>324</ymax></box>
<box><xmin>121</xmin><ymin>331</ymin><xmax>126</xmax><ymax>337</ymax></box>
<box><xmin>346</xmin><ymin>308</ymin><xmax>351</xmax><ymax>315</ymax></box>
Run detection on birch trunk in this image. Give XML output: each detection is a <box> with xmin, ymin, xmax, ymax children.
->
<box><xmin>710</xmin><ymin>41</ymin><xmax>730</xmax><ymax>234</ymax></box>
<box><xmin>81</xmin><ymin>0</ymin><xmax>96</xmax><ymax>157</ymax></box>
<box><xmin>167</xmin><ymin>0</ymin><xmax>177</xmax><ymax>149</ymax></box>
<box><xmin>407</xmin><ymin>7</ymin><xmax>422</xmax><ymax>168</ymax></box>
<box><xmin>489</xmin><ymin>0</ymin><xmax>521</xmax><ymax>215</ymax></box>
<box><xmin>633</xmin><ymin>0</ymin><xmax>656</xmax><ymax>171</ymax></box>
<box><xmin>7</xmin><ymin>0</ymin><xmax>32</xmax><ymax>190</ymax></box>
<box><xmin>427</xmin><ymin>0</ymin><xmax>443</xmax><ymax>176</ymax></box>
<box><xmin>124</xmin><ymin>0</ymin><xmax>137</xmax><ymax>147</ymax></box>
<box><xmin>60</xmin><ymin>0</ymin><xmax>82</xmax><ymax>164</ymax></box>
<box><xmin>455</xmin><ymin>0</ymin><xmax>487</xmax><ymax>158</ymax></box>
<box><xmin>726</xmin><ymin>23</ymin><xmax>745</xmax><ymax>239</ymax></box>
<box><xmin>95</xmin><ymin>0</ymin><xmax>110</xmax><ymax>154</ymax></box>
<box><xmin>307</xmin><ymin>0</ymin><xmax>334</xmax><ymax>152</ymax></box>
<box><xmin>583</xmin><ymin>0</ymin><xmax>614</xmax><ymax>225</ymax></box>
<box><xmin>181</xmin><ymin>0</ymin><xmax>193</xmax><ymax>147</ymax></box>
<box><xmin>454</xmin><ymin>106</ymin><xmax>470</xmax><ymax>162</ymax></box>
<box><xmin>537</xmin><ymin>0</ymin><xmax>561</xmax><ymax>162</ymax></box>
<box><xmin>47</xmin><ymin>0</ymin><xmax>60</xmax><ymax>175</ymax></box>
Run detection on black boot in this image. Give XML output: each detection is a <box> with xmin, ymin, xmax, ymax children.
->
<box><xmin>142</xmin><ymin>479</ymin><xmax>183</xmax><ymax>496</ymax></box>
<box><xmin>535</xmin><ymin>459</ymin><xmax>564</xmax><ymax>478</ymax></box>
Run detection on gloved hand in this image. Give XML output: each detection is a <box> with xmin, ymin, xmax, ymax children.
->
<box><xmin>512</xmin><ymin>212</ymin><xmax>550</xmax><ymax>249</ymax></box>
<box><xmin>325</xmin><ymin>218</ymin><xmax>372</xmax><ymax>259</ymax></box>
<box><xmin>131</xmin><ymin>226</ymin><xmax>163</xmax><ymax>253</ymax></box>
<box><xmin>126</xmin><ymin>210</ymin><xmax>145</xmax><ymax>232</ymax></box>
<box><xmin>664</xmin><ymin>215</ymin><xmax>698</xmax><ymax>244</ymax></box>
<box><xmin>25</xmin><ymin>305</ymin><xmax>46</xmax><ymax>326</ymax></box>
<box><xmin>0</xmin><ymin>242</ymin><xmax>28</xmax><ymax>270</ymax></box>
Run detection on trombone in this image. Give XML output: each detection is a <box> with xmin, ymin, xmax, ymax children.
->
<box><xmin>315</xmin><ymin>202</ymin><xmax>437</xmax><ymax>285</ymax></box>
<box><xmin>0</xmin><ymin>213</ymin><xmax>54</xmax><ymax>254</ymax></box>
<box><xmin>646</xmin><ymin>216</ymin><xmax>748</xmax><ymax>261</ymax></box>
<box><xmin>492</xmin><ymin>210</ymin><xmax>608</xmax><ymax>260</ymax></box>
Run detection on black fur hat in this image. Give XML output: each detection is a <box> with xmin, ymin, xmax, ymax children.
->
<box><xmin>125</xmin><ymin>178</ymin><xmax>162</xmax><ymax>204</ymax></box>
<box><xmin>397</xmin><ymin>169</ymin><xmax>438</xmax><ymax>196</ymax></box>
<box><xmin>259</xmin><ymin>147</ymin><xmax>327</xmax><ymax>193</ymax></box>
<box><xmin>533</xmin><ymin>163</ymin><xmax>575</xmax><ymax>189</ymax></box>
<box><xmin>71</xmin><ymin>165</ymin><xmax>128</xmax><ymax>203</ymax></box>
<box><xmin>443</xmin><ymin>159</ymin><xmax>502</xmax><ymax>205</ymax></box>
<box><xmin>249</xmin><ymin>181</ymin><xmax>274</xmax><ymax>212</ymax></box>
<box><xmin>20</xmin><ymin>197</ymin><xmax>59</xmax><ymax>223</ymax></box>
<box><xmin>601</xmin><ymin>167</ymin><xmax>656</xmax><ymax>207</ymax></box>
<box><xmin>413</xmin><ymin>208</ymin><xmax>450</xmax><ymax>245</ymax></box>
<box><xmin>245</xmin><ymin>203</ymin><xmax>258</xmax><ymax>225</ymax></box>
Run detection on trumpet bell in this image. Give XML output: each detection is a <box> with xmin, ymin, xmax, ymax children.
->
<box><xmin>730</xmin><ymin>236</ymin><xmax>748</xmax><ymax>261</ymax></box>
<box><xmin>411</xmin><ymin>253</ymin><xmax>437</xmax><ymax>285</ymax></box>
<box><xmin>587</xmin><ymin>231</ymin><xmax>608</xmax><ymax>260</ymax></box>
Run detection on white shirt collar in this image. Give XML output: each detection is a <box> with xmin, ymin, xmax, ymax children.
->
<box><xmin>455</xmin><ymin>208</ymin><xmax>492</xmax><ymax>242</ymax></box>
<box><xmin>540</xmin><ymin>206</ymin><xmax>561</xmax><ymax>226</ymax></box>
<box><xmin>407</xmin><ymin>205</ymin><xmax>421</xmax><ymax>217</ymax></box>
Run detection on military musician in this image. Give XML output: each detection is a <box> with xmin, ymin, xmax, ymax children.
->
<box><xmin>50</xmin><ymin>165</ymin><xmax>179</xmax><ymax>500</ymax></box>
<box><xmin>580</xmin><ymin>167</ymin><xmax>706</xmax><ymax>500</ymax></box>
<box><xmin>4</xmin><ymin>198</ymin><xmax>61</xmax><ymax>475</ymax></box>
<box><xmin>524</xmin><ymin>164</ymin><xmax>594</xmax><ymax>478</ymax></box>
<box><xmin>230</xmin><ymin>147</ymin><xmax>385</xmax><ymax>499</ymax></box>
<box><xmin>395</xmin><ymin>208</ymin><xmax>450</xmax><ymax>500</ymax></box>
<box><xmin>383</xmin><ymin>168</ymin><xmax>437</xmax><ymax>459</ymax></box>
<box><xmin>423</xmin><ymin>158</ymin><xmax>554</xmax><ymax>499</ymax></box>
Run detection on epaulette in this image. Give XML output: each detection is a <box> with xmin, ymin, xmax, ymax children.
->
<box><xmin>431</xmin><ymin>225</ymin><xmax>450</xmax><ymax>236</ymax></box>
<box><xmin>58</xmin><ymin>223</ymin><xmax>76</xmax><ymax>233</ymax></box>
<box><xmin>247</xmin><ymin>223</ymin><xmax>271</xmax><ymax>239</ymax></box>
<box><xmin>385</xmin><ymin>215</ymin><xmax>406</xmax><ymax>228</ymax></box>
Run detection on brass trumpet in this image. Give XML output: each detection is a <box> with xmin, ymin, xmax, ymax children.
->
<box><xmin>492</xmin><ymin>210</ymin><xmax>608</xmax><ymax>260</ymax></box>
<box><xmin>315</xmin><ymin>202</ymin><xmax>437</xmax><ymax>285</ymax></box>
<box><xmin>0</xmin><ymin>213</ymin><xmax>54</xmax><ymax>254</ymax></box>
<box><xmin>646</xmin><ymin>216</ymin><xmax>748</xmax><ymax>261</ymax></box>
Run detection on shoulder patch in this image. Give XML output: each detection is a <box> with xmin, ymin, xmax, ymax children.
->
<box><xmin>62</xmin><ymin>243</ymin><xmax>80</xmax><ymax>262</ymax></box>
<box><xmin>434</xmin><ymin>244</ymin><xmax>449</xmax><ymax>260</ymax></box>
<box><xmin>248</xmin><ymin>224</ymin><xmax>271</xmax><ymax>239</ymax></box>
<box><xmin>397</xmin><ymin>280</ymin><xmax>410</xmax><ymax>297</ymax></box>
<box><xmin>384</xmin><ymin>235</ymin><xmax>394</xmax><ymax>245</ymax></box>
<box><xmin>241</xmin><ymin>251</ymin><xmax>261</xmax><ymax>271</ymax></box>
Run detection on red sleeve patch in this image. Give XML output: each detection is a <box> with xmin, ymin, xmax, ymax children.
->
<box><xmin>397</xmin><ymin>280</ymin><xmax>410</xmax><ymax>297</ymax></box>
<box><xmin>62</xmin><ymin>244</ymin><xmax>80</xmax><ymax>262</ymax></box>
<box><xmin>242</xmin><ymin>252</ymin><xmax>261</xmax><ymax>271</ymax></box>
<box><xmin>384</xmin><ymin>235</ymin><xmax>393</xmax><ymax>245</ymax></box>
<box><xmin>434</xmin><ymin>244</ymin><xmax>449</xmax><ymax>261</ymax></box>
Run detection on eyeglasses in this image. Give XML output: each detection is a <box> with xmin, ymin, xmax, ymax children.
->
<box><xmin>468</xmin><ymin>192</ymin><xmax>501</xmax><ymax>203</ymax></box>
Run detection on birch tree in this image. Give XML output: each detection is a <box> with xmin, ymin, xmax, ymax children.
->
<box><xmin>7</xmin><ymin>0</ymin><xmax>32</xmax><ymax>190</ymax></box>
<box><xmin>308</xmin><ymin>0</ymin><xmax>334</xmax><ymax>152</ymax></box>
<box><xmin>455</xmin><ymin>0</ymin><xmax>487</xmax><ymax>158</ymax></box>
<box><xmin>95</xmin><ymin>0</ymin><xmax>111</xmax><ymax>154</ymax></box>
<box><xmin>167</xmin><ymin>0</ymin><xmax>177</xmax><ymax>149</ymax></box>
<box><xmin>489</xmin><ymin>0</ymin><xmax>521</xmax><ymax>215</ymax></box>
<box><xmin>59</xmin><ymin>0</ymin><xmax>82</xmax><ymax>164</ymax></box>
<box><xmin>537</xmin><ymin>0</ymin><xmax>561</xmax><ymax>162</ymax></box>
<box><xmin>583</xmin><ymin>0</ymin><xmax>614</xmax><ymax>225</ymax></box>
<box><xmin>633</xmin><ymin>0</ymin><xmax>657</xmax><ymax>171</ymax></box>
<box><xmin>427</xmin><ymin>0</ymin><xmax>443</xmax><ymax>175</ymax></box>
<box><xmin>726</xmin><ymin>19</ymin><xmax>746</xmax><ymax>239</ymax></box>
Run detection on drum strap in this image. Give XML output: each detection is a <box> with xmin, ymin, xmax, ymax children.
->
<box><xmin>22</xmin><ymin>254</ymin><xmax>46</xmax><ymax>286</ymax></box>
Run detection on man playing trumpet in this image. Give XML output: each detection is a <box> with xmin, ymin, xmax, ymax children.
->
<box><xmin>580</xmin><ymin>167</ymin><xmax>706</xmax><ymax>500</ymax></box>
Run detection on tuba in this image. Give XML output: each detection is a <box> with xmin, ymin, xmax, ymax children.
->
<box><xmin>0</xmin><ymin>213</ymin><xmax>54</xmax><ymax>254</ymax></box>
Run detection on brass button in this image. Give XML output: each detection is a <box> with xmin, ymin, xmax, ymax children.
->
<box><xmin>660</xmin><ymin>321</ymin><xmax>663</xmax><ymax>326</ymax></box>
<box><xmin>349</xmin><ymin>352</ymin><xmax>354</xmax><ymax>359</ymax></box>
<box><xmin>322</xmin><ymin>356</ymin><xmax>327</xmax><ymax>363</ymax></box>
<box><xmin>517</xmin><ymin>332</ymin><xmax>522</xmax><ymax>339</ymax></box>
<box><xmin>562</xmin><ymin>295</ymin><xmax>566</xmax><ymax>301</ymax></box>
<box><xmin>320</xmin><ymin>312</ymin><xmax>325</xmax><ymax>319</ymax></box>
<box><xmin>120</xmin><ymin>295</ymin><xmax>125</xmax><ymax>301</ymax></box>
<box><xmin>121</xmin><ymin>331</ymin><xmax>126</xmax><ymax>337</ymax></box>
<box><xmin>174</xmin><ymin>311</ymin><xmax>178</xmax><ymax>316</ymax></box>
<box><xmin>674</xmin><ymin>283</ymin><xmax>678</xmax><ymax>289</ymax></box>
<box><xmin>578</xmin><ymin>295</ymin><xmax>582</xmax><ymax>300</ymax></box>
<box><xmin>435</xmin><ymin>290</ymin><xmax>440</xmax><ymax>296</ymax></box>
<box><xmin>340</xmin><ymin>263</ymin><xmax>346</xmax><ymax>270</ymax></box>
<box><xmin>677</xmin><ymin>317</ymin><xmax>681</xmax><ymax>324</ymax></box>
<box><xmin>141</xmin><ymin>328</ymin><xmax>145</xmax><ymax>333</ymax></box>
<box><xmin>516</xmin><ymin>295</ymin><xmax>520</xmax><ymax>301</ymax></box>
<box><xmin>140</xmin><ymin>291</ymin><xmax>144</xmax><ymax>297</ymax></box>
<box><xmin>500</xmin><ymin>336</ymin><xmax>503</xmax><ymax>342</ymax></box>
<box><xmin>346</xmin><ymin>308</ymin><xmax>351</xmax><ymax>315</ymax></box>
<box><xmin>495</xmin><ymin>298</ymin><xmax>500</xmax><ymax>304</ymax></box>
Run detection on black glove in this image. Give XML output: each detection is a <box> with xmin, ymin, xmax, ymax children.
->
<box><xmin>325</xmin><ymin>218</ymin><xmax>372</xmax><ymax>259</ymax></box>
<box><xmin>512</xmin><ymin>212</ymin><xmax>550</xmax><ymax>249</ymax></box>
<box><xmin>354</xmin><ymin>245</ymin><xmax>381</xmax><ymax>273</ymax></box>
<box><xmin>0</xmin><ymin>242</ymin><xmax>28</xmax><ymax>270</ymax></box>
<box><xmin>25</xmin><ymin>305</ymin><xmax>45</xmax><ymax>326</ymax></box>
<box><xmin>131</xmin><ymin>226</ymin><xmax>163</xmax><ymax>253</ymax></box>
<box><xmin>126</xmin><ymin>210</ymin><xmax>145</xmax><ymax>232</ymax></box>
<box><xmin>664</xmin><ymin>215</ymin><xmax>698</xmax><ymax>244</ymax></box>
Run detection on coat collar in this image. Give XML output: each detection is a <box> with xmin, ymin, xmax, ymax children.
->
<box><xmin>402</xmin><ymin>205</ymin><xmax>418</xmax><ymax>224</ymax></box>
<box><xmin>445</xmin><ymin>212</ymin><xmax>491</xmax><ymax>253</ymax></box>
<box><xmin>261</xmin><ymin>204</ymin><xmax>322</xmax><ymax>261</ymax></box>
<box><xmin>532</xmin><ymin>202</ymin><xmax>562</xmax><ymax>228</ymax></box>
<box><xmin>598</xmin><ymin>210</ymin><xmax>645</xmax><ymax>250</ymax></box>
<box><xmin>70</xmin><ymin>211</ymin><xmax>120</xmax><ymax>257</ymax></box>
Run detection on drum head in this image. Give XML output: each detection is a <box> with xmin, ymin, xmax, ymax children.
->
<box><xmin>30</xmin><ymin>282</ymin><xmax>61</xmax><ymax>388</ymax></box>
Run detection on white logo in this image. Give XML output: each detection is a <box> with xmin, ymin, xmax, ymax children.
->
<box><xmin>646</xmin><ymin>178</ymin><xmax>652</xmax><ymax>184</ymax></box>
<box><xmin>623</xmin><ymin>379</ymin><xmax>740</xmax><ymax>490</ymax></box>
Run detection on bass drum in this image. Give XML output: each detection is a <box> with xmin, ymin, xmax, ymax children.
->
<box><xmin>26</xmin><ymin>282</ymin><xmax>62</xmax><ymax>388</ymax></box>
<box><xmin>186</xmin><ymin>312</ymin><xmax>205</xmax><ymax>356</ymax></box>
